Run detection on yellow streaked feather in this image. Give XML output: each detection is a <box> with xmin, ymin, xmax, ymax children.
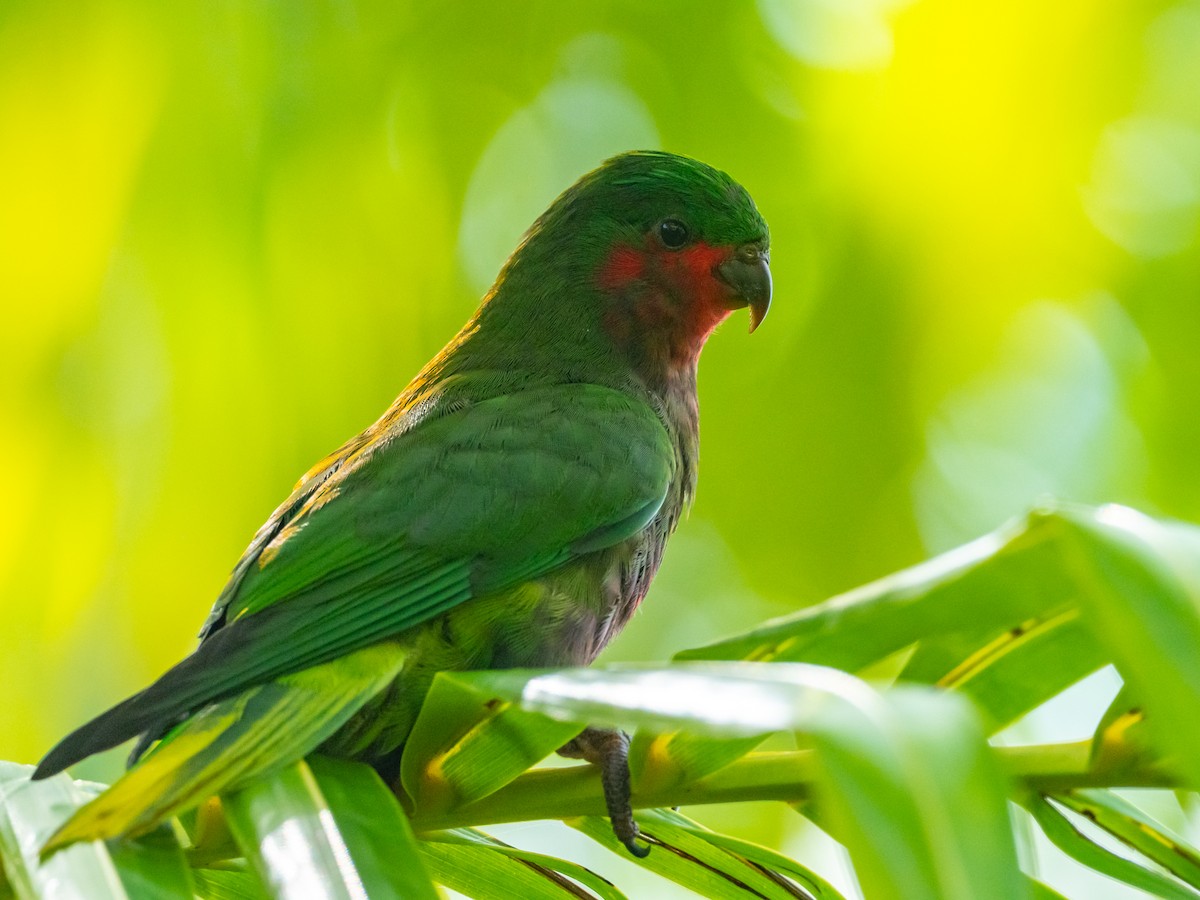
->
<box><xmin>43</xmin><ymin>642</ymin><xmax>407</xmax><ymax>853</ymax></box>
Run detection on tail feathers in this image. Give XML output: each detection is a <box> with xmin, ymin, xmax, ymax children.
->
<box><xmin>41</xmin><ymin>642</ymin><xmax>407</xmax><ymax>852</ymax></box>
<box><xmin>34</xmin><ymin>593</ymin><xmax>361</xmax><ymax>781</ymax></box>
<box><xmin>32</xmin><ymin>689</ymin><xmax>168</xmax><ymax>781</ymax></box>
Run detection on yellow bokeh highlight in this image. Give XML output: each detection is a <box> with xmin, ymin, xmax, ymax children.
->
<box><xmin>809</xmin><ymin>0</ymin><xmax>1130</xmax><ymax>381</ymax></box>
<box><xmin>0</xmin><ymin>5</ymin><xmax>163</xmax><ymax>376</ymax></box>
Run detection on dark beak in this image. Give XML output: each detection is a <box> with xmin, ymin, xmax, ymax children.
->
<box><xmin>716</xmin><ymin>245</ymin><xmax>772</xmax><ymax>333</ymax></box>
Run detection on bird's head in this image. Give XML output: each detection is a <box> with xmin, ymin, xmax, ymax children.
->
<box><xmin>488</xmin><ymin>151</ymin><xmax>771</xmax><ymax>374</ymax></box>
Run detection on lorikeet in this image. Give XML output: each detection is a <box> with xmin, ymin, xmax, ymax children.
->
<box><xmin>33</xmin><ymin>150</ymin><xmax>771</xmax><ymax>857</ymax></box>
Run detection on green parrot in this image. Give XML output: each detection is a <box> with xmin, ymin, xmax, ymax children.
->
<box><xmin>33</xmin><ymin>150</ymin><xmax>771</xmax><ymax>857</ymax></box>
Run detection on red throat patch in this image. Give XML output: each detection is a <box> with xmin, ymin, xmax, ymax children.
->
<box><xmin>598</xmin><ymin>239</ymin><xmax>736</xmax><ymax>364</ymax></box>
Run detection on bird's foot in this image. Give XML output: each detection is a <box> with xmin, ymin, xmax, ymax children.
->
<box><xmin>558</xmin><ymin>727</ymin><xmax>650</xmax><ymax>858</ymax></box>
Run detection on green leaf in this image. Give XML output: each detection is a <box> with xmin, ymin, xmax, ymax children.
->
<box><xmin>192</xmin><ymin>866</ymin><xmax>270</xmax><ymax>900</ymax></box>
<box><xmin>306</xmin><ymin>756</ymin><xmax>439</xmax><ymax>900</ymax></box>
<box><xmin>401</xmin><ymin>670</ymin><xmax>583</xmax><ymax>816</ymax></box>
<box><xmin>0</xmin><ymin>763</ymin><xmax>126</xmax><ymax>900</ymax></box>
<box><xmin>70</xmin><ymin>780</ymin><xmax>195</xmax><ymax>899</ymax></box>
<box><xmin>1055</xmin><ymin>790</ymin><xmax>1200</xmax><ymax>888</ymax></box>
<box><xmin>673</xmin><ymin>504</ymin><xmax>1200</xmax><ymax>766</ymax></box>
<box><xmin>1090</xmin><ymin>685</ymin><xmax>1153</xmax><ymax>774</ymax></box>
<box><xmin>628</xmin><ymin>732</ymin><xmax>767</xmax><ymax>796</ymax></box>
<box><xmin>466</xmin><ymin>660</ymin><xmax>877</xmax><ymax>737</ymax></box>
<box><xmin>677</xmin><ymin>510</ymin><xmax>1076</xmax><ymax>670</ymax></box>
<box><xmin>417</xmin><ymin>831</ymin><xmax>609</xmax><ymax>899</ymax></box>
<box><xmin>223</xmin><ymin>758</ymin><xmax>437</xmax><ymax>899</ymax></box>
<box><xmin>1055</xmin><ymin>508</ymin><xmax>1200</xmax><ymax>787</ymax></box>
<box><xmin>805</xmin><ymin>690</ymin><xmax>1026</xmax><ymax>900</ymax></box>
<box><xmin>0</xmin><ymin>762</ymin><xmax>192</xmax><ymax>900</ymax></box>
<box><xmin>641</xmin><ymin>808</ymin><xmax>847</xmax><ymax>900</ymax></box>
<box><xmin>104</xmin><ymin>824</ymin><xmax>194</xmax><ymax>899</ymax></box>
<box><xmin>424</xmin><ymin>828</ymin><xmax>627</xmax><ymax>900</ymax></box>
<box><xmin>472</xmin><ymin>663</ymin><xmax>1021</xmax><ymax>899</ymax></box>
<box><xmin>1022</xmin><ymin>794</ymin><xmax>1200</xmax><ymax>899</ymax></box>
<box><xmin>900</xmin><ymin>609</ymin><xmax>1107</xmax><ymax>733</ymax></box>
<box><xmin>1025</xmin><ymin>879</ymin><xmax>1067</xmax><ymax>899</ymax></box>
<box><xmin>571</xmin><ymin>813</ymin><xmax>809</xmax><ymax>899</ymax></box>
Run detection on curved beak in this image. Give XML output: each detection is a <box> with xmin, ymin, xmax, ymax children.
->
<box><xmin>716</xmin><ymin>244</ymin><xmax>772</xmax><ymax>333</ymax></box>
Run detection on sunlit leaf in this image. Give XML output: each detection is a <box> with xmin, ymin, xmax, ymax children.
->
<box><xmin>901</xmin><ymin>609</ymin><xmax>1107</xmax><ymax>733</ymax></box>
<box><xmin>192</xmin><ymin>867</ymin><xmax>269</xmax><ymax>900</ymax></box>
<box><xmin>0</xmin><ymin>761</ymin><xmax>192</xmax><ymax>899</ymax></box>
<box><xmin>1056</xmin><ymin>507</ymin><xmax>1200</xmax><ymax>787</ymax></box>
<box><xmin>628</xmin><ymin>732</ymin><xmax>767</xmax><ymax>796</ymax></box>
<box><xmin>1023</xmin><ymin>794</ymin><xmax>1200</xmax><ymax>899</ymax></box>
<box><xmin>1090</xmin><ymin>685</ymin><xmax>1153</xmax><ymax>775</ymax></box>
<box><xmin>677</xmin><ymin>512</ymin><xmax>1075</xmax><ymax>670</ymax></box>
<box><xmin>424</xmin><ymin>828</ymin><xmax>626</xmax><ymax>900</ymax></box>
<box><xmin>1026</xmin><ymin>878</ymin><xmax>1068</xmax><ymax>899</ymax></box>
<box><xmin>571</xmin><ymin>813</ymin><xmax>810</xmax><ymax>899</ymax></box>
<box><xmin>401</xmin><ymin>670</ymin><xmax>582</xmax><ymax>816</ymax></box>
<box><xmin>102</xmin><ymin>822</ymin><xmax>194</xmax><ymax>899</ymax></box>
<box><xmin>417</xmin><ymin>832</ymin><xmax>607</xmax><ymax>900</ymax></box>
<box><xmin>467</xmin><ymin>661</ymin><xmax>884</xmax><ymax>737</ymax></box>
<box><xmin>475</xmin><ymin>663</ymin><xmax>1022</xmax><ymax>898</ymax></box>
<box><xmin>1055</xmin><ymin>790</ymin><xmax>1200</xmax><ymax>888</ymax></box>
<box><xmin>223</xmin><ymin>758</ymin><xmax>436</xmax><ymax>899</ymax></box>
<box><xmin>306</xmin><ymin>756</ymin><xmax>439</xmax><ymax>900</ymax></box>
<box><xmin>642</xmin><ymin>808</ymin><xmax>847</xmax><ymax>900</ymax></box>
<box><xmin>805</xmin><ymin>691</ymin><xmax>1025</xmax><ymax>900</ymax></box>
<box><xmin>6</xmin><ymin>504</ymin><xmax>1200</xmax><ymax>898</ymax></box>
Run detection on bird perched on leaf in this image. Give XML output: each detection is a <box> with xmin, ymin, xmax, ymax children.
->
<box><xmin>34</xmin><ymin>150</ymin><xmax>771</xmax><ymax>857</ymax></box>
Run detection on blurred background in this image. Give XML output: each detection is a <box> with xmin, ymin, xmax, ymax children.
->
<box><xmin>2</xmin><ymin>0</ymin><xmax>1198</xmax><ymax>895</ymax></box>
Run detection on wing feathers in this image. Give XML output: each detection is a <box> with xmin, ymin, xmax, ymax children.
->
<box><xmin>34</xmin><ymin>556</ymin><xmax>471</xmax><ymax>779</ymax></box>
<box><xmin>42</xmin><ymin>642</ymin><xmax>407</xmax><ymax>849</ymax></box>
<box><xmin>35</xmin><ymin>385</ymin><xmax>676</xmax><ymax>795</ymax></box>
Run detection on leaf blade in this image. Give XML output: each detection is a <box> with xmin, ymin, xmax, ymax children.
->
<box><xmin>306</xmin><ymin>756</ymin><xmax>439</xmax><ymax>900</ymax></box>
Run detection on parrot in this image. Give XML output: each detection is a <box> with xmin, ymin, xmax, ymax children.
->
<box><xmin>32</xmin><ymin>149</ymin><xmax>771</xmax><ymax>858</ymax></box>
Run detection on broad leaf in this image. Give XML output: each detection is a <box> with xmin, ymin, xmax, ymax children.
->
<box><xmin>474</xmin><ymin>662</ymin><xmax>1023</xmax><ymax>899</ymax></box>
<box><xmin>307</xmin><ymin>756</ymin><xmax>439</xmax><ymax>900</ymax></box>
<box><xmin>641</xmin><ymin>808</ymin><xmax>847</xmax><ymax>900</ymax></box>
<box><xmin>803</xmin><ymin>690</ymin><xmax>1025</xmax><ymax>900</ymax></box>
<box><xmin>223</xmin><ymin>758</ymin><xmax>437</xmax><ymax>899</ymax></box>
<box><xmin>677</xmin><ymin>511</ymin><xmax>1075</xmax><ymax>670</ymax></box>
<box><xmin>901</xmin><ymin>610</ymin><xmax>1107</xmax><ymax>733</ymax></box>
<box><xmin>192</xmin><ymin>867</ymin><xmax>269</xmax><ymax>900</ymax></box>
<box><xmin>1055</xmin><ymin>790</ymin><xmax>1200</xmax><ymax>888</ymax></box>
<box><xmin>571</xmin><ymin>813</ymin><xmax>810</xmax><ymax>899</ymax></box>
<box><xmin>0</xmin><ymin>762</ymin><xmax>192</xmax><ymax>900</ymax></box>
<box><xmin>423</xmin><ymin>828</ymin><xmax>626</xmax><ymax>900</ymax></box>
<box><xmin>1055</xmin><ymin>507</ymin><xmax>1200</xmax><ymax>788</ymax></box>
<box><xmin>628</xmin><ymin>732</ymin><xmax>768</xmax><ymax>796</ymax></box>
<box><xmin>418</xmin><ymin>832</ymin><xmax>610</xmax><ymax>899</ymax></box>
<box><xmin>401</xmin><ymin>670</ymin><xmax>582</xmax><ymax>816</ymax></box>
<box><xmin>1022</xmin><ymin>795</ymin><xmax>1200</xmax><ymax>899</ymax></box>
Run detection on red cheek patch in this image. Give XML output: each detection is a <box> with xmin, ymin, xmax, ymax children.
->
<box><xmin>670</xmin><ymin>243</ymin><xmax>730</xmax><ymax>305</ymax></box>
<box><xmin>597</xmin><ymin>239</ymin><xmax>736</xmax><ymax>363</ymax></box>
<box><xmin>598</xmin><ymin>245</ymin><xmax>647</xmax><ymax>290</ymax></box>
<box><xmin>669</xmin><ymin>242</ymin><xmax>736</xmax><ymax>343</ymax></box>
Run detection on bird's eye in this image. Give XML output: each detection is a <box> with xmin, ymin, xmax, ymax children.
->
<box><xmin>658</xmin><ymin>219</ymin><xmax>690</xmax><ymax>249</ymax></box>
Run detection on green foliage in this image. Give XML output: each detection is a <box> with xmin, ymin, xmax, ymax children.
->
<box><xmin>3</xmin><ymin>503</ymin><xmax>1200</xmax><ymax>898</ymax></box>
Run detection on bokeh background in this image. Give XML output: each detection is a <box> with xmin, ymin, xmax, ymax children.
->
<box><xmin>3</xmin><ymin>1</ymin><xmax>1199</xmax><ymax>896</ymax></box>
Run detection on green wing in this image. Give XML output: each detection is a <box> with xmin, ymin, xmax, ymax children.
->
<box><xmin>43</xmin><ymin>642</ymin><xmax>409</xmax><ymax>848</ymax></box>
<box><xmin>35</xmin><ymin>383</ymin><xmax>675</xmax><ymax>777</ymax></box>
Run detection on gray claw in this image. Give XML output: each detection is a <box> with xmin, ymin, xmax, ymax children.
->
<box><xmin>558</xmin><ymin>727</ymin><xmax>650</xmax><ymax>858</ymax></box>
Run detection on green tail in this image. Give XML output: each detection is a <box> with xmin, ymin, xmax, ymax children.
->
<box><xmin>43</xmin><ymin>642</ymin><xmax>407</xmax><ymax>852</ymax></box>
